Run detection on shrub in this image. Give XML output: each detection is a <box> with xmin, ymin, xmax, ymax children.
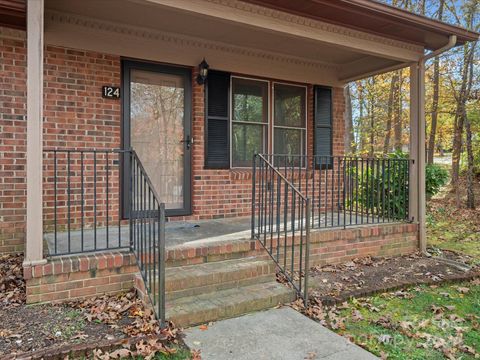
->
<box><xmin>425</xmin><ymin>163</ymin><xmax>449</xmax><ymax>198</ymax></box>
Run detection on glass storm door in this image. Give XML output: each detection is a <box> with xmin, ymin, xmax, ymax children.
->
<box><xmin>123</xmin><ymin>61</ymin><xmax>192</xmax><ymax>216</ymax></box>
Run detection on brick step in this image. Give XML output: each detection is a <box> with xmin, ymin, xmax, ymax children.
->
<box><xmin>165</xmin><ymin>281</ymin><xmax>296</xmax><ymax>327</ymax></box>
<box><xmin>165</xmin><ymin>257</ymin><xmax>276</xmax><ymax>300</ymax></box>
<box><xmin>166</xmin><ymin>237</ymin><xmax>268</xmax><ymax>267</ymax></box>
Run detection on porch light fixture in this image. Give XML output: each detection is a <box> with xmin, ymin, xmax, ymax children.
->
<box><xmin>196</xmin><ymin>58</ymin><xmax>209</xmax><ymax>85</ymax></box>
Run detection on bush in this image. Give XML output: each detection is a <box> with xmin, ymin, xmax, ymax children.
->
<box><xmin>425</xmin><ymin>163</ymin><xmax>449</xmax><ymax>198</ymax></box>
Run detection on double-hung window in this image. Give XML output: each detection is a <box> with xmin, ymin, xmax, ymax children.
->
<box><xmin>205</xmin><ymin>72</ymin><xmax>331</xmax><ymax>170</ymax></box>
<box><xmin>273</xmin><ymin>83</ymin><xmax>307</xmax><ymax>166</ymax></box>
<box><xmin>231</xmin><ymin>77</ymin><xmax>269</xmax><ymax>168</ymax></box>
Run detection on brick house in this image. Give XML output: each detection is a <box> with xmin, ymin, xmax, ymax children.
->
<box><xmin>1</xmin><ymin>0</ymin><xmax>478</xmax><ymax>326</ymax></box>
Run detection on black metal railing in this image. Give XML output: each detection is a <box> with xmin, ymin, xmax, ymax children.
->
<box><xmin>265</xmin><ymin>154</ymin><xmax>412</xmax><ymax>229</ymax></box>
<box><xmin>43</xmin><ymin>149</ymin><xmax>130</xmax><ymax>255</ymax></box>
<box><xmin>252</xmin><ymin>154</ymin><xmax>311</xmax><ymax>305</ymax></box>
<box><xmin>129</xmin><ymin>150</ymin><xmax>166</xmax><ymax>327</ymax></box>
<box><xmin>43</xmin><ymin>148</ymin><xmax>166</xmax><ymax>326</ymax></box>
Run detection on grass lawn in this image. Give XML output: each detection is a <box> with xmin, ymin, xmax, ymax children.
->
<box><xmin>142</xmin><ymin>347</ymin><xmax>193</xmax><ymax>359</ymax></box>
<box><xmin>328</xmin><ymin>281</ymin><xmax>480</xmax><ymax>359</ymax></box>
<box><xmin>427</xmin><ymin>205</ymin><xmax>480</xmax><ymax>264</ymax></box>
<box><xmin>426</xmin><ymin>174</ymin><xmax>480</xmax><ymax>264</ymax></box>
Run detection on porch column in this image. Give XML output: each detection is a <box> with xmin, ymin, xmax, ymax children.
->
<box><xmin>25</xmin><ymin>0</ymin><xmax>45</xmax><ymax>264</ymax></box>
<box><xmin>409</xmin><ymin>62</ymin><xmax>426</xmax><ymax>253</ymax></box>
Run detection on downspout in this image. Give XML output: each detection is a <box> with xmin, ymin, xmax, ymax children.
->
<box><xmin>421</xmin><ymin>35</ymin><xmax>457</xmax><ymax>62</ymax></box>
<box><xmin>415</xmin><ymin>35</ymin><xmax>457</xmax><ymax>256</ymax></box>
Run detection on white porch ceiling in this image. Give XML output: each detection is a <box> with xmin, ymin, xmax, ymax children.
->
<box><xmin>45</xmin><ymin>0</ymin><xmax>423</xmax><ymax>84</ymax></box>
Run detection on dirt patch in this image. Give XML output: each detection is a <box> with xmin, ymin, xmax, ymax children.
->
<box><xmin>0</xmin><ymin>302</ymin><xmax>127</xmax><ymax>356</ymax></box>
<box><xmin>0</xmin><ymin>254</ymin><xmax>181</xmax><ymax>358</ymax></box>
<box><xmin>307</xmin><ymin>252</ymin><xmax>480</xmax><ymax>305</ymax></box>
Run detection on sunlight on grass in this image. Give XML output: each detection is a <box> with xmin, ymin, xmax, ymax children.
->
<box><xmin>331</xmin><ymin>281</ymin><xmax>480</xmax><ymax>359</ymax></box>
<box><xmin>427</xmin><ymin>207</ymin><xmax>480</xmax><ymax>264</ymax></box>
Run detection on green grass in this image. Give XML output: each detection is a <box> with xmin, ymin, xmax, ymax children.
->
<box><xmin>427</xmin><ymin>204</ymin><xmax>480</xmax><ymax>264</ymax></box>
<box><xmin>127</xmin><ymin>347</ymin><xmax>192</xmax><ymax>359</ymax></box>
<box><xmin>329</xmin><ymin>281</ymin><xmax>480</xmax><ymax>359</ymax></box>
<box><xmin>152</xmin><ymin>348</ymin><xmax>192</xmax><ymax>359</ymax></box>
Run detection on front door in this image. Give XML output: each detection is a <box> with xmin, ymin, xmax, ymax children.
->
<box><xmin>123</xmin><ymin>60</ymin><xmax>192</xmax><ymax>216</ymax></box>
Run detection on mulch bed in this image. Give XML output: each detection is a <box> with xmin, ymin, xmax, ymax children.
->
<box><xmin>306</xmin><ymin>251</ymin><xmax>480</xmax><ymax>305</ymax></box>
<box><xmin>0</xmin><ymin>254</ymin><xmax>181</xmax><ymax>359</ymax></box>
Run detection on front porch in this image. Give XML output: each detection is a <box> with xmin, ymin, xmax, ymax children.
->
<box><xmin>18</xmin><ymin>0</ymin><xmax>474</xmax><ymax>328</ymax></box>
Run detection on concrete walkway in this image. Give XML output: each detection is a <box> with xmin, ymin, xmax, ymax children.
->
<box><xmin>184</xmin><ymin>307</ymin><xmax>378</xmax><ymax>360</ymax></box>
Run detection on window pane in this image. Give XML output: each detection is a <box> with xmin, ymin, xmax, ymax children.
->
<box><xmin>232</xmin><ymin>78</ymin><xmax>268</xmax><ymax>123</ymax></box>
<box><xmin>274</xmin><ymin>128</ymin><xmax>305</xmax><ymax>155</ymax></box>
<box><xmin>274</xmin><ymin>128</ymin><xmax>305</xmax><ymax>166</ymax></box>
<box><xmin>274</xmin><ymin>84</ymin><xmax>306</xmax><ymax>127</ymax></box>
<box><xmin>232</xmin><ymin>123</ymin><xmax>266</xmax><ymax>167</ymax></box>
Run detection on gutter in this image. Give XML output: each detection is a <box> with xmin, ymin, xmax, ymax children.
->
<box><xmin>420</xmin><ymin>35</ymin><xmax>457</xmax><ymax>62</ymax></box>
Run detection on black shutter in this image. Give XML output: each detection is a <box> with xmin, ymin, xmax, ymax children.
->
<box><xmin>205</xmin><ymin>71</ymin><xmax>230</xmax><ymax>169</ymax></box>
<box><xmin>314</xmin><ymin>86</ymin><xmax>333</xmax><ymax>168</ymax></box>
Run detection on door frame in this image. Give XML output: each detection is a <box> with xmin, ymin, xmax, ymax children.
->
<box><xmin>121</xmin><ymin>59</ymin><xmax>192</xmax><ymax>218</ymax></box>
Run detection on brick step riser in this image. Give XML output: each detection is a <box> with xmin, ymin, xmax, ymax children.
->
<box><xmin>163</xmin><ymin>288</ymin><xmax>296</xmax><ymax>327</ymax></box>
<box><xmin>165</xmin><ymin>274</ymin><xmax>274</xmax><ymax>301</ymax></box>
<box><xmin>165</xmin><ymin>261</ymin><xmax>276</xmax><ymax>292</ymax></box>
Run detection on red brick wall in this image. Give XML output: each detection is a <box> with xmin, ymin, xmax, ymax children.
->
<box><xmin>0</xmin><ymin>31</ymin><xmax>27</xmax><ymax>255</ymax></box>
<box><xmin>42</xmin><ymin>46</ymin><xmax>122</xmax><ymax>233</ymax></box>
<box><xmin>24</xmin><ymin>251</ymin><xmax>137</xmax><ymax>303</ymax></box>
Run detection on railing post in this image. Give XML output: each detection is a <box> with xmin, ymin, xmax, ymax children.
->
<box><xmin>304</xmin><ymin>198</ymin><xmax>311</xmax><ymax>307</ymax></box>
<box><xmin>251</xmin><ymin>154</ymin><xmax>257</xmax><ymax>239</ymax></box>
<box><xmin>129</xmin><ymin>151</ymin><xmax>133</xmax><ymax>250</ymax></box>
<box><xmin>158</xmin><ymin>202</ymin><xmax>166</xmax><ymax>328</ymax></box>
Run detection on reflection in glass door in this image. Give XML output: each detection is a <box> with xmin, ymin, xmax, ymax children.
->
<box><xmin>123</xmin><ymin>61</ymin><xmax>191</xmax><ymax>216</ymax></box>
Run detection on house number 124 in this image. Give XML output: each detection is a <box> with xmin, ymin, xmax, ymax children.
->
<box><xmin>102</xmin><ymin>86</ymin><xmax>121</xmax><ymax>99</ymax></box>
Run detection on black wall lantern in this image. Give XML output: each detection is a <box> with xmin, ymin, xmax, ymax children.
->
<box><xmin>196</xmin><ymin>58</ymin><xmax>209</xmax><ymax>85</ymax></box>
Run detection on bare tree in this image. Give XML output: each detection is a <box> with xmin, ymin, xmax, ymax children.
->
<box><xmin>344</xmin><ymin>85</ymin><xmax>355</xmax><ymax>154</ymax></box>
<box><xmin>427</xmin><ymin>0</ymin><xmax>445</xmax><ymax>164</ymax></box>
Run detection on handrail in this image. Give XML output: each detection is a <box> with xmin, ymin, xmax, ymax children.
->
<box><xmin>129</xmin><ymin>150</ymin><xmax>166</xmax><ymax>327</ymax></box>
<box><xmin>252</xmin><ymin>154</ymin><xmax>311</xmax><ymax>305</ymax></box>
<box><xmin>257</xmin><ymin>154</ymin><xmax>307</xmax><ymax>201</ymax></box>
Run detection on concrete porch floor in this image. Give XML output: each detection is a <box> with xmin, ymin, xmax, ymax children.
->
<box><xmin>184</xmin><ymin>307</ymin><xmax>378</xmax><ymax>360</ymax></box>
<box><xmin>44</xmin><ymin>212</ymin><xmax>389</xmax><ymax>255</ymax></box>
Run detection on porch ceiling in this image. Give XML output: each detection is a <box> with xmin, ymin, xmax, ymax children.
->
<box><xmin>44</xmin><ymin>0</ymin><xmax>424</xmax><ymax>84</ymax></box>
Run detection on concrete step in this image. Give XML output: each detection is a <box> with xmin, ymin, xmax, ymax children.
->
<box><xmin>165</xmin><ymin>257</ymin><xmax>276</xmax><ymax>300</ymax></box>
<box><xmin>165</xmin><ymin>281</ymin><xmax>296</xmax><ymax>327</ymax></box>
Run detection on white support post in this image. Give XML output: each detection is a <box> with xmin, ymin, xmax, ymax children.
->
<box><xmin>25</xmin><ymin>0</ymin><xmax>45</xmax><ymax>265</ymax></box>
<box><xmin>409</xmin><ymin>62</ymin><xmax>426</xmax><ymax>253</ymax></box>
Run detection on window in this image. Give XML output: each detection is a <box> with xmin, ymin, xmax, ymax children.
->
<box><xmin>273</xmin><ymin>83</ymin><xmax>306</xmax><ymax>166</ymax></box>
<box><xmin>231</xmin><ymin>77</ymin><xmax>269</xmax><ymax>167</ymax></box>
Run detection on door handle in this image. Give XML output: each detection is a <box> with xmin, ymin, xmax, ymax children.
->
<box><xmin>180</xmin><ymin>135</ymin><xmax>193</xmax><ymax>149</ymax></box>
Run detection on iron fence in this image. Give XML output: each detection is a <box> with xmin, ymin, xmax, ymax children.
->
<box><xmin>265</xmin><ymin>154</ymin><xmax>412</xmax><ymax>229</ymax></box>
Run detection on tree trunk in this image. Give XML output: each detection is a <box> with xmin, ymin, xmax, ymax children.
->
<box><xmin>383</xmin><ymin>73</ymin><xmax>398</xmax><ymax>154</ymax></box>
<box><xmin>344</xmin><ymin>85</ymin><xmax>355</xmax><ymax>154</ymax></box>
<box><xmin>427</xmin><ymin>0</ymin><xmax>445</xmax><ymax>164</ymax></box>
<box><xmin>394</xmin><ymin>69</ymin><xmax>403</xmax><ymax>152</ymax></box>
<box><xmin>452</xmin><ymin>42</ymin><xmax>475</xmax><ymax>207</ymax></box>
<box><xmin>369</xmin><ymin>78</ymin><xmax>375</xmax><ymax>157</ymax></box>
<box><xmin>357</xmin><ymin>81</ymin><xmax>366</xmax><ymax>153</ymax></box>
<box><xmin>465</xmin><ymin>114</ymin><xmax>475</xmax><ymax>209</ymax></box>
